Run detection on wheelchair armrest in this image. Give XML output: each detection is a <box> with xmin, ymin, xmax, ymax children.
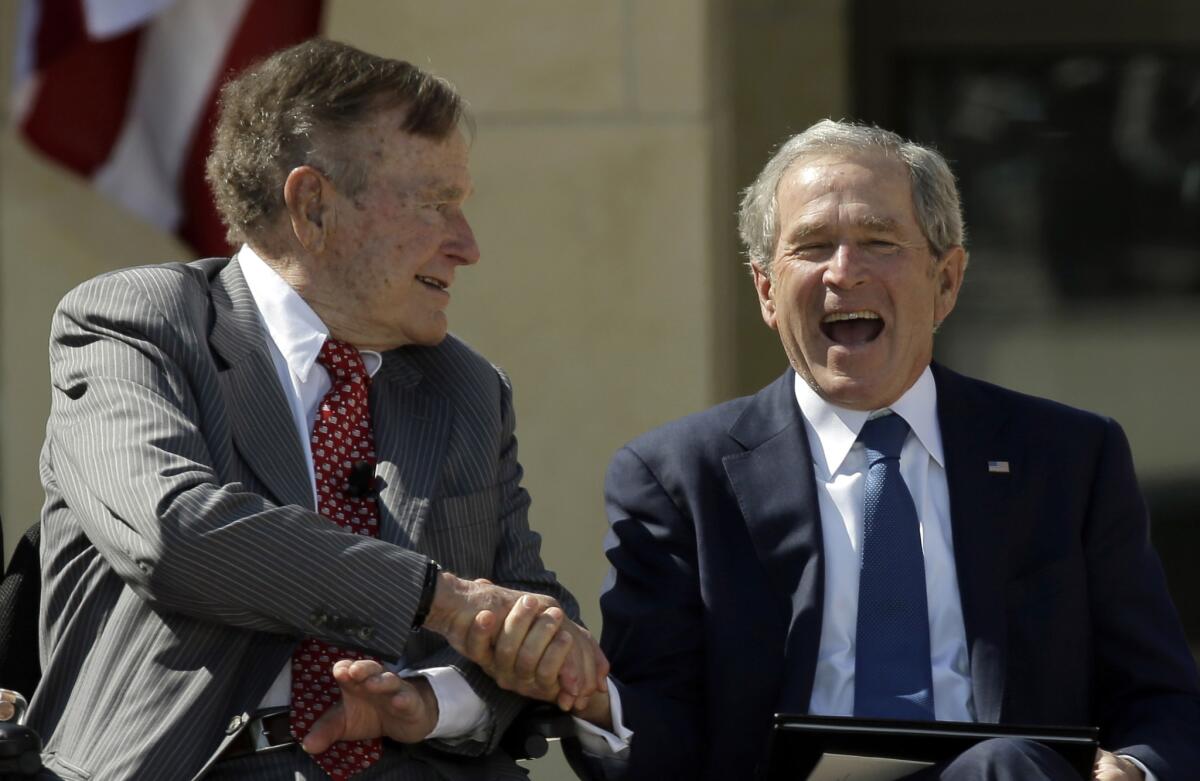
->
<box><xmin>0</xmin><ymin>720</ymin><xmax>41</xmax><ymax>777</ymax></box>
<box><xmin>501</xmin><ymin>702</ymin><xmax>600</xmax><ymax>780</ymax></box>
<box><xmin>501</xmin><ymin>702</ymin><xmax>578</xmax><ymax>760</ymax></box>
<box><xmin>0</xmin><ymin>691</ymin><xmax>27</xmax><ymax>726</ymax></box>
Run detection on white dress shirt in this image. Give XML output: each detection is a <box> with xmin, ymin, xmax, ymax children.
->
<box><xmin>796</xmin><ymin>368</ymin><xmax>974</xmax><ymax>720</ymax></box>
<box><xmin>238</xmin><ymin>245</ymin><xmax>487</xmax><ymax>740</ymax></box>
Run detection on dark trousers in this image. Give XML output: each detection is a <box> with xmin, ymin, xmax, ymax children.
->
<box><xmin>910</xmin><ymin>738</ymin><xmax>1085</xmax><ymax>781</ymax></box>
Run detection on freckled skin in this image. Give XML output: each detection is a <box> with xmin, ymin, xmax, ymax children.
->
<box><xmin>753</xmin><ymin>153</ymin><xmax>966</xmax><ymax>410</ymax></box>
<box><xmin>299</xmin><ymin>107</ymin><xmax>480</xmax><ymax>352</ymax></box>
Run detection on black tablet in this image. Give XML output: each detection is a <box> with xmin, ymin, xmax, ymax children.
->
<box><xmin>765</xmin><ymin>714</ymin><xmax>1098</xmax><ymax>780</ymax></box>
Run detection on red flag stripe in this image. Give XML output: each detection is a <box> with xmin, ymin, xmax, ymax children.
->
<box><xmin>32</xmin><ymin>0</ymin><xmax>88</xmax><ymax>70</ymax></box>
<box><xmin>19</xmin><ymin>5</ymin><xmax>141</xmax><ymax>177</ymax></box>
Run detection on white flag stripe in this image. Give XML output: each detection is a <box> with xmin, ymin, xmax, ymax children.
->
<box><xmin>82</xmin><ymin>0</ymin><xmax>182</xmax><ymax>39</ymax></box>
<box><xmin>92</xmin><ymin>0</ymin><xmax>250</xmax><ymax>231</ymax></box>
<box><xmin>12</xmin><ymin>0</ymin><xmax>41</xmax><ymax>97</ymax></box>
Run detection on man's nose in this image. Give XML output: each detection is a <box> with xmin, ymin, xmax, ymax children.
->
<box><xmin>449</xmin><ymin>211</ymin><xmax>481</xmax><ymax>265</ymax></box>
<box><xmin>822</xmin><ymin>242</ymin><xmax>868</xmax><ymax>289</ymax></box>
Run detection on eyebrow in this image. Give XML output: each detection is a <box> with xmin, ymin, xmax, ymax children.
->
<box><xmin>858</xmin><ymin>215</ymin><xmax>901</xmax><ymax>233</ymax></box>
<box><xmin>418</xmin><ymin>184</ymin><xmax>473</xmax><ymax>201</ymax></box>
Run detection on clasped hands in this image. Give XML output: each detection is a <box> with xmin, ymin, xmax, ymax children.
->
<box><xmin>303</xmin><ymin>572</ymin><xmax>609</xmax><ymax>755</ymax></box>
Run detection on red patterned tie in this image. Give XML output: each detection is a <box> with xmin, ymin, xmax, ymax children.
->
<box><xmin>290</xmin><ymin>338</ymin><xmax>382</xmax><ymax>778</ymax></box>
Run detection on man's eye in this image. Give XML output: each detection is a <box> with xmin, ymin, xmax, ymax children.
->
<box><xmin>867</xmin><ymin>240</ymin><xmax>899</xmax><ymax>252</ymax></box>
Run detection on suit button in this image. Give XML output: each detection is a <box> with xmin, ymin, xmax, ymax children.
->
<box><xmin>310</xmin><ymin>611</ymin><xmax>328</xmax><ymax>628</ymax></box>
<box><xmin>356</xmin><ymin>626</ymin><xmax>374</xmax><ymax>642</ymax></box>
<box><xmin>226</xmin><ymin>714</ymin><xmax>246</xmax><ymax>735</ymax></box>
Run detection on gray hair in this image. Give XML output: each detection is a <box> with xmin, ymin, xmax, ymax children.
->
<box><xmin>737</xmin><ymin>119</ymin><xmax>966</xmax><ymax>275</ymax></box>
<box><xmin>206</xmin><ymin>38</ymin><xmax>470</xmax><ymax>246</ymax></box>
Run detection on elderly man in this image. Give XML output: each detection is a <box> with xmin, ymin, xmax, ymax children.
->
<box><xmin>31</xmin><ymin>39</ymin><xmax>603</xmax><ymax>780</ymax></box>
<box><xmin>548</xmin><ymin>121</ymin><xmax>1199</xmax><ymax>780</ymax></box>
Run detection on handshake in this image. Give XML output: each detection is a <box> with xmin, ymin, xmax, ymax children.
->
<box><xmin>303</xmin><ymin>570</ymin><xmax>611</xmax><ymax>754</ymax></box>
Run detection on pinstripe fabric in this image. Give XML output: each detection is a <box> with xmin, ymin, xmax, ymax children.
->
<box><xmin>33</xmin><ymin>257</ymin><xmax>578</xmax><ymax>780</ymax></box>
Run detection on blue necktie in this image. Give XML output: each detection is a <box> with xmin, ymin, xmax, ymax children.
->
<box><xmin>853</xmin><ymin>413</ymin><xmax>935</xmax><ymax>720</ymax></box>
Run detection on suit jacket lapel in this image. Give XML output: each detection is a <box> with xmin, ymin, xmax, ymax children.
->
<box><xmin>934</xmin><ymin>363</ymin><xmax>1015</xmax><ymax>723</ymax></box>
<box><xmin>371</xmin><ymin>349</ymin><xmax>452</xmax><ymax>550</ymax></box>
<box><xmin>210</xmin><ymin>260</ymin><xmax>313</xmax><ymax>509</ymax></box>
<box><xmin>724</xmin><ymin>371</ymin><xmax>825</xmax><ymax>712</ymax></box>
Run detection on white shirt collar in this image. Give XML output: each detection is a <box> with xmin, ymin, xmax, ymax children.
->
<box><xmin>793</xmin><ymin>366</ymin><xmax>944</xmax><ymax>476</ymax></box>
<box><xmin>236</xmin><ymin>244</ymin><xmax>382</xmax><ymax>379</ymax></box>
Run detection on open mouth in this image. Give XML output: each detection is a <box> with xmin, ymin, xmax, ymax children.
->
<box><xmin>416</xmin><ymin>275</ymin><xmax>448</xmax><ymax>292</ymax></box>
<box><xmin>820</xmin><ymin>310</ymin><xmax>883</xmax><ymax>345</ymax></box>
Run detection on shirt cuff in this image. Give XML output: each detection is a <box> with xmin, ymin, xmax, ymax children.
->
<box><xmin>573</xmin><ymin>676</ymin><xmax>633</xmax><ymax>757</ymax></box>
<box><xmin>404</xmin><ymin>666</ymin><xmax>490</xmax><ymax>742</ymax></box>
<box><xmin>1119</xmin><ymin>754</ymin><xmax>1155</xmax><ymax>781</ymax></box>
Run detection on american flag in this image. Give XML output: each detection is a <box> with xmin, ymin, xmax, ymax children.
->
<box><xmin>12</xmin><ymin>0</ymin><xmax>323</xmax><ymax>257</ymax></box>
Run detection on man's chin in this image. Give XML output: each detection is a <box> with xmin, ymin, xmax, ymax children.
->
<box><xmin>810</xmin><ymin>371</ymin><xmax>896</xmax><ymax>411</ymax></box>
<box><xmin>400</xmin><ymin>314</ymin><xmax>450</xmax><ymax>348</ymax></box>
<box><xmin>411</xmin><ymin>326</ymin><xmax>449</xmax><ymax>347</ymax></box>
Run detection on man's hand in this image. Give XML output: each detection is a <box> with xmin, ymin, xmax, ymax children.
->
<box><xmin>466</xmin><ymin>597</ymin><xmax>574</xmax><ymax>702</ymax></box>
<box><xmin>420</xmin><ymin>573</ymin><xmax>608</xmax><ymax>706</ymax></box>
<box><xmin>421</xmin><ymin>573</ymin><xmax>559</xmax><ymax>654</ymax></box>
<box><xmin>463</xmin><ymin>593</ymin><xmax>610</xmax><ymax>712</ymax></box>
<box><xmin>1094</xmin><ymin>750</ymin><xmax>1145</xmax><ymax>781</ymax></box>
<box><xmin>303</xmin><ymin>659</ymin><xmax>438</xmax><ymax>755</ymax></box>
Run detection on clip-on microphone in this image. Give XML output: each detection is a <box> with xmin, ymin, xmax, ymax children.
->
<box><xmin>346</xmin><ymin>460</ymin><xmax>377</xmax><ymax>498</ymax></box>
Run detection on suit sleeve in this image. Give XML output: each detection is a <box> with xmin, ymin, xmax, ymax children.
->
<box><xmin>416</xmin><ymin>367</ymin><xmax>582</xmax><ymax>756</ymax></box>
<box><xmin>44</xmin><ymin>272</ymin><xmax>429</xmax><ymax>657</ymax></box>
<box><xmin>1084</xmin><ymin>419</ymin><xmax>1200</xmax><ymax>779</ymax></box>
<box><xmin>583</xmin><ymin>444</ymin><xmax>705</xmax><ymax>780</ymax></box>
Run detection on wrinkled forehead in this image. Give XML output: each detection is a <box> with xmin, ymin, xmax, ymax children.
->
<box><xmin>355</xmin><ymin>122</ymin><xmax>473</xmax><ymax>188</ymax></box>
<box><xmin>773</xmin><ymin>151</ymin><xmax>923</xmax><ymax>244</ymax></box>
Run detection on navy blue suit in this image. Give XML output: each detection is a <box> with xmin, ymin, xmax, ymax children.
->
<box><xmin>594</xmin><ymin>365</ymin><xmax>1200</xmax><ymax>780</ymax></box>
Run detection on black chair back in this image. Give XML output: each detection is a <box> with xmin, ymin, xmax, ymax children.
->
<box><xmin>0</xmin><ymin>523</ymin><xmax>41</xmax><ymax>701</ymax></box>
<box><xmin>0</xmin><ymin>522</ymin><xmax>42</xmax><ymax>777</ymax></box>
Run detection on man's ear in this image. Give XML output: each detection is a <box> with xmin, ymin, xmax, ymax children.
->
<box><xmin>283</xmin><ymin>166</ymin><xmax>333</xmax><ymax>252</ymax></box>
<box><xmin>752</xmin><ymin>263</ymin><xmax>779</xmax><ymax>331</ymax></box>
<box><xmin>933</xmin><ymin>245</ymin><xmax>966</xmax><ymax>326</ymax></box>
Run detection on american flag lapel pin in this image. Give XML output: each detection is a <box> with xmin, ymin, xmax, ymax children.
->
<box><xmin>987</xmin><ymin>460</ymin><xmax>1010</xmax><ymax>474</ymax></box>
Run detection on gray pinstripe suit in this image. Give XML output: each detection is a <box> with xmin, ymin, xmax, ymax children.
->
<box><xmin>32</xmin><ymin>257</ymin><xmax>573</xmax><ymax>780</ymax></box>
